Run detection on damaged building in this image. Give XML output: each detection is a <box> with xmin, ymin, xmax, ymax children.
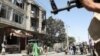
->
<box><xmin>0</xmin><ymin>0</ymin><xmax>46</xmax><ymax>53</ymax></box>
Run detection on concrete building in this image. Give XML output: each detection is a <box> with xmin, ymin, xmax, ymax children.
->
<box><xmin>0</xmin><ymin>0</ymin><xmax>46</xmax><ymax>53</ymax></box>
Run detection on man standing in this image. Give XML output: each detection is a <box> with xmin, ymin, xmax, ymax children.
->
<box><xmin>79</xmin><ymin>44</ymin><xmax>84</xmax><ymax>55</ymax></box>
<box><xmin>72</xmin><ymin>45</ymin><xmax>76</xmax><ymax>55</ymax></box>
<box><xmin>32</xmin><ymin>43</ymin><xmax>40</xmax><ymax>56</ymax></box>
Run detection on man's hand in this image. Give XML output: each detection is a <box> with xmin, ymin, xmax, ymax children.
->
<box><xmin>81</xmin><ymin>0</ymin><xmax>95</xmax><ymax>11</ymax></box>
<box><xmin>80</xmin><ymin>0</ymin><xmax>100</xmax><ymax>13</ymax></box>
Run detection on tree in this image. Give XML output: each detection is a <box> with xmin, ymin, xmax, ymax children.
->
<box><xmin>68</xmin><ymin>36</ymin><xmax>76</xmax><ymax>45</ymax></box>
<box><xmin>45</xmin><ymin>16</ymin><xmax>66</xmax><ymax>46</ymax></box>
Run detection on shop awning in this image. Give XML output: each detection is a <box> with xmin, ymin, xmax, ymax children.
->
<box><xmin>10</xmin><ymin>29</ymin><xmax>33</xmax><ymax>38</ymax></box>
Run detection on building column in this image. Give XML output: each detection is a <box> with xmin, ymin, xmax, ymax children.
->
<box><xmin>38</xmin><ymin>10</ymin><xmax>42</xmax><ymax>33</ymax></box>
<box><xmin>9</xmin><ymin>0</ymin><xmax>14</xmax><ymax>21</ymax></box>
<box><xmin>26</xmin><ymin>3</ymin><xmax>31</xmax><ymax>30</ymax></box>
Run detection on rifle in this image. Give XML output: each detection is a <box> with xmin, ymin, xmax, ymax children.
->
<box><xmin>50</xmin><ymin>0</ymin><xmax>100</xmax><ymax>14</ymax></box>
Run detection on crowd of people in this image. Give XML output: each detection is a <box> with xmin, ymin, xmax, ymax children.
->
<box><xmin>67</xmin><ymin>43</ymin><xmax>91</xmax><ymax>55</ymax></box>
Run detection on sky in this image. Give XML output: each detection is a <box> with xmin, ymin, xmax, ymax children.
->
<box><xmin>35</xmin><ymin>0</ymin><xmax>94</xmax><ymax>43</ymax></box>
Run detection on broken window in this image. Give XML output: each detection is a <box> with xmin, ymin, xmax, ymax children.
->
<box><xmin>31</xmin><ymin>5</ymin><xmax>39</xmax><ymax>18</ymax></box>
<box><xmin>0</xmin><ymin>4</ymin><xmax>12</xmax><ymax>20</ymax></box>
<box><xmin>42</xmin><ymin>20</ymin><xmax>46</xmax><ymax>30</ymax></box>
<box><xmin>14</xmin><ymin>0</ymin><xmax>24</xmax><ymax>9</ymax></box>
<box><xmin>31</xmin><ymin>18</ymin><xmax>38</xmax><ymax>29</ymax></box>
<box><xmin>15</xmin><ymin>14</ymin><xmax>19</xmax><ymax>22</ymax></box>
<box><xmin>0</xmin><ymin>5</ymin><xmax>7</xmax><ymax>18</ymax></box>
<box><xmin>42</xmin><ymin>11</ymin><xmax>46</xmax><ymax>30</ymax></box>
<box><xmin>42</xmin><ymin>11</ymin><xmax>46</xmax><ymax>20</ymax></box>
<box><xmin>13</xmin><ymin>11</ymin><xmax>23</xmax><ymax>24</ymax></box>
<box><xmin>18</xmin><ymin>15</ymin><xmax>23</xmax><ymax>23</ymax></box>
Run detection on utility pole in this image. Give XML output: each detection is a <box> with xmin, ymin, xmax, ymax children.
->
<box><xmin>66</xmin><ymin>25</ymin><xmax>69</xmax><ymax>52</ymax></box>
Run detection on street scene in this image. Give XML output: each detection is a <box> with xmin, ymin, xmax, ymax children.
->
<box><xmin>0</xmin><ymin>52</ymin><xmax>90</xmax><ymax>56</ymax></box>
<box><xmin>0</xmin><ymin>0</ymin><xmax>100</xmax><ymax>56</ymax></box>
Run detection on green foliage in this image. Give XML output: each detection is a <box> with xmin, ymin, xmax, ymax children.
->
<box><xmin>45</xmin><ymin>16</ymin><xmax>66</xmax><ymax>46</ymax></box>
<box><xmin>68</xmin><ymin>36</ymin><xmax>76</xmax><ymax>44</ymax></box>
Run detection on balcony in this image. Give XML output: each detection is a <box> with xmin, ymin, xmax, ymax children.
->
<box><xmin>30</xmin><ymin>11</ymin><xmax>39</xmax><ymax>19</ymax></box>
<box><xmin>1</xmin><ymin>0</ymin><xmax>25</xmax><ymax>15</ymax></box>
<box><xmin>31</xmin><ymin>5</ymin><xmax>39</xmax><ymax>19</ymax></box>
<box><xmin>30</xmin><ymin>27</ymin><xmax>38</xmax><ymax>32</ymax></box>
<box><xmin>0</xmin><ymin>0</ymin><xmax>26</xmax><ymax>30</ymax></box>
<box><xmin>0</xmin><ymin>17</ymin><xmax>26</xmax><ymax>30</ymax></box>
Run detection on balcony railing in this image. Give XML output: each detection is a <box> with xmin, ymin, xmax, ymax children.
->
<box><xmin>2</xmin><ymin>0</ymin><xmax>25</xmax><ymax>14</ymax></box>
<box><xmin>30</xmin><ymin>26</ymin><xmax>39</xmax><ymax>32</ymax></box>
<box><xmin>0</xmin><ymin>0</ymin><xmax>26</xmax><ymax>29</ymax></box>
<box><xmin>30</xmin><ymin>11</ymin><xmax>39</xmax><ymax>19</ymax></box>
<box><xmin>0</xmin><ymin>17</ymin><xmax>25</xmax><ymax>29</ymax></box>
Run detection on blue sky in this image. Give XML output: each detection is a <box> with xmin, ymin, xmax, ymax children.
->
<box><xmin>35</xmin><ymin>0</ymin><xmax>94</xmax><ymax>43</ymax></box>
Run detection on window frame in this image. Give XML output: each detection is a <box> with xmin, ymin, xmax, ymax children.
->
<box><xmin>0</xmin><ymin>4</ymin><xmax>7</xmax><ymax>18</ymax></box>
<box><xmin>13</xmin><ymin>0</ymin><xmax>24</xmax><ymax>9</ymax></box>
<box><xmin>31</xmin><ymin>5</ymin><xmax>39</xmax><ymax>18</ymax></box>
<box><xmin>13</xmin><ymin>10</ymin><xmax>23</xmax><ymax>24</ymax></box>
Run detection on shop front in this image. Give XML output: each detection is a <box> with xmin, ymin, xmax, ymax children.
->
<box><xmin>0</xmin><ymin>28</ymin><xmax>33</xmax><ymax>53</ymax></box>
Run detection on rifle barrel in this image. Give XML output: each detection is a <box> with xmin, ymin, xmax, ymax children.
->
<box><xmin>51</xmin><ymin>5</ymin><xmax>76</xmax><ymax>14</ymax></box>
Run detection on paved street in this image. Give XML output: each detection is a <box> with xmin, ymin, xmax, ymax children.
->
<box><xmin>40</xmin><ymin>52</ymin><xmax>90</xmax><ymax>56</ymax></box>
<box><xmin>0</xmin><ymin>54</ymin><xmax>23</xmax><ymax>56</ymax></box>
<box><xmin>0</xmin><ymin>52</ymin><xmax>90</xmax><ymax>56</ymax></box>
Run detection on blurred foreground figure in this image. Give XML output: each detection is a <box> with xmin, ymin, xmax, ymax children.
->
<box><xmin>80</xmin><ymin>0</ymin><xmax>100</xmax><ymax>56</ymax></box>
<box><xmin>1</xmin><ymin>42</ymin><xmax>6</xmax><ymax>55</ymax></box>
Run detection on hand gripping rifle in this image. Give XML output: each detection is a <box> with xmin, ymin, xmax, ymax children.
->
<box><xmin>50</xmin><ymin>0</ymin><xmax>100</xmax><ymax>14</ymax></box>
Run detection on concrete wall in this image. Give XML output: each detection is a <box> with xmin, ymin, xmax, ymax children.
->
<box><xmin>0</xmin><ymin>0</ymin><xmax>26</xmax><ymax>29</ymax></box>
<box><xmin>0</xmin><ymin>0</ymin><xmax>46</xmax><ymax>33</ymax></box>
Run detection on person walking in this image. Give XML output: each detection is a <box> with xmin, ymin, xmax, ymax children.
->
<box><xmin>26</xmin><ymin>44</ymin><xmax>32</xmax><ymax>55</ymax></box>
<box><xmin>80</xmin><ymin>44</ymin><xmax>84</xmax><ymax>55</ymax></box>
<box><xmin>72</xmin><ymin>45</ymin><xmax>76</xmax><ymax>55</ymax></box>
